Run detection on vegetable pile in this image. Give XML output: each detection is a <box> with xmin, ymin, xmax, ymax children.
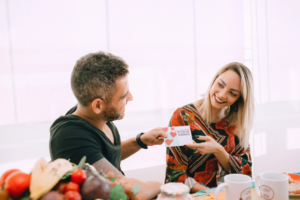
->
<box><xmin>0</xmin><ymin>157</ymin><xmax>140</xmax><ymax>200</ymax></box>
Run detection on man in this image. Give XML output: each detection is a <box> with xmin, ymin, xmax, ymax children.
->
<box><xmin>50</xmin><ymin>52</ymin><xmax>167</xmax><ymax>199</ymax></box>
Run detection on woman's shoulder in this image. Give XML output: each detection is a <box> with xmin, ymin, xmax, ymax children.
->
<box><xmin>172</xmin><ymin>103</ymin><xmax>198</xmax><ymax>114</ymax></box>
<box><xmin>170</xmin><ymin>103</ymin><xmax>203</xmax><ymax>121</ymax></box>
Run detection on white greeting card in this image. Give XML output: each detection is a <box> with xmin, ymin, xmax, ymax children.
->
<box><xmin>163</xmin><ymin>126</ymin><xmax>193</xmax><ymax>147</ymax></box>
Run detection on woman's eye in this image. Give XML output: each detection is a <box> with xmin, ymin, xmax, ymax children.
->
<box><xmin>218</xmin><ymin>83</ymin><xmax>223</xmax><ymax>87</ymax></box>
<box><xmin>230</xmin><ymin>92</ymin><xmax>237</xmax><ymax>97</ymax></box>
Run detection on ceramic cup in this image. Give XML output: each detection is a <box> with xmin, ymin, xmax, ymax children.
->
<box><xmin>255</xmin><ymin>172</ymin><xmax>289</xmax><ymax>200</ymax></box>
<box><xmin>215</xmin><ymin>174</ymin><xmax>252</xmax><ymax>200</ymax></box>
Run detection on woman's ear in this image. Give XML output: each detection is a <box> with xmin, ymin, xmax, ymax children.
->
<box><xmin>91</xmin><ymin>98</ymin><xmax>104</xmax><ymax>114</ymax></box>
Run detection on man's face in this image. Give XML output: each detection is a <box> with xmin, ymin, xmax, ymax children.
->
<box><xmin>103</xmin><ymin>75</ymin><xmax>133</xmax><ymax>121</ymax></box>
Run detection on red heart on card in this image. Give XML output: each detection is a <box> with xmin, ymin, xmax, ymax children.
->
<box><xmin>165</xmin><ymin>139</ymin><xmax>174</xmax><ymax>146</ymax></box>
<box><xmin>171</xmin><ymin>127</ymin><xmax>174</xmax><ymax>130</ymax></box>
<box><xmin>162</xmin><ymin>127</ymin><xmax>168</xmax><ymax>132</ymax></box>
<box><xmin>170</xmin><ymin>132</ymin><xmax>177</xmax><ymax>137</ymax></box>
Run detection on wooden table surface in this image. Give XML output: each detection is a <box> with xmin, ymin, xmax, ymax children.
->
<box><xmin>191</xmin><ymin>188</ymin><xmax>300</xmax><ymax>200</ymax></box>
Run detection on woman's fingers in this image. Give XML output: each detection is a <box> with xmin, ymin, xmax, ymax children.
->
<box><xmin>186</xmin><ymin>143</ymin><xmax>202</xmax><ymax>149</ymax></box>
<box><xmin>197</xmin><ymin>136</ymin><xmax>211</xmax><ymax>141</ymax></box>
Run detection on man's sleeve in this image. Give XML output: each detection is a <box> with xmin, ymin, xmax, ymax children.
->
<box><xmin>50</xmin><ymin>125</ymin><xmax>103</xmax><ymax>165</ymax></box>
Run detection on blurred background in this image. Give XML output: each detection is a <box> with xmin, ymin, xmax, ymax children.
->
<box><xmin>0</xmin><ymin>0</ymin><xmax>299</xmax><ymax>183</ymax></box>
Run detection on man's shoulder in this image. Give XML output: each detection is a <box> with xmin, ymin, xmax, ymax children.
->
<box><xmin>50</xmin><ymin>114</ymin><xmax>95</xmax><ymax>139</ymax></box>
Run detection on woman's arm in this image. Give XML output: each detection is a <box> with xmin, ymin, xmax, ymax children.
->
<box><xmin>214</xmin><ymin>145</ymin><xmax>230</xmax><ymax>173</ymax></box>
<box><xmin>227</xmin><ymin>144</ymin><xmax>252</xmax><ymax>176</ymax></box>
<box><xmin>191</xmin><ymin>183</ymin><xmax>210</xmax><ymax>193</ymax></box>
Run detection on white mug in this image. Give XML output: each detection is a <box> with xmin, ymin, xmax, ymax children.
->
<box><xmin>215</xmin><ymin>174</ymin><xmax>252</xmax><ymax>200</ymax></box>
<box><xmin>255</xmin><ymin>172</ymin><xmax>289</xmax><ymax>200</ymax></box>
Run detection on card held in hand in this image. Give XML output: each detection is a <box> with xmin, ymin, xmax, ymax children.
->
<box><xmin>162</xmin><ymin>126</ymin><xmax>193</xmax><ymax>147</ymax></box>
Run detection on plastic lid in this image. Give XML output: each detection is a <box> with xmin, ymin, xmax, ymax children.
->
<box><xmin>160</xmin><ymin>183</ymin><xmax>189</xmax><ymax>197</ymax></box>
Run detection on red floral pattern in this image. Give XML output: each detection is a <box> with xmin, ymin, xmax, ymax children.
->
<box><xmin>194</xmin><ymin>171</ymin><xmax>211</xmax><ymax>183</ymax></box>
<box><xmin>242</xmin><ymin>163</ymin><xmax>251</xmax><ymax>176</ymax></box>
<box><xmin>194</xmin><ymin>159</ymin><xmax>218</xmax><ymax>184</ymax></box>
<box><xmin>177</xmin><ymin>173</ymin><xmax>187</xmax><ymax>183</ymax></box>
<box><xmin>223</xmin><ymin>134</ymin><xmax>235</xmax><ymax>153</ymax></box>
<box><xmin>166</xmin><ymin>154</ymin><xmax>177</xmax><ymax>165</ymax></box>
<box><xmin>216</xmin><ymin>119</ymin><xmax>236</xmax><ymax>135</ymax></box>
<box><xmin>189</xmin><ymin>122</ymin><xmax>201</xmax><ymax>132</ymax></box>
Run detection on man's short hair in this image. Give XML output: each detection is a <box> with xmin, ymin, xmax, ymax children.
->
<box><xmin>71</xmin><ymin>51</ymin><xmax>129</xmax><ymax>106</ymax></box>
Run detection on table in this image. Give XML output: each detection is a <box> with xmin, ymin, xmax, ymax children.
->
<box><xmin>191</xmin><ymin>189</ymin><xmax>300</xmax><ymax>200</ymax></box>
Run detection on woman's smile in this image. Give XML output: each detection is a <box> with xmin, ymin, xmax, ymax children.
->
<box><xmin>214</xmin><ymin>94</ymin><xmax>226</xmax><ymax>104</ymax></box>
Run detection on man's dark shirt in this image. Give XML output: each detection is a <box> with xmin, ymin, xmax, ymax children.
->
<box><xmin>50</xmin><ymin>106</ymin><xmax>123</xmax><ymax>173</ymax></box>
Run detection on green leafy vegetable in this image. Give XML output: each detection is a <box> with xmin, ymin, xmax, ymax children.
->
<box><xmin>77</xmin><ymin>156</ymin><xmax>86</xmax><ymax>169</ymax></box>
<box><xmin>110</xmin><ymin>183</ymin><xmax>127</xmax><ymax>200</ymax></box>
<box><xmin>106</xmin><ymin>176</ymin><xmax>118</xmax><ymax>182</ymax></box>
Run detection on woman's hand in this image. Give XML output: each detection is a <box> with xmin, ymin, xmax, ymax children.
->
<box><xmin>186</xmin><ymin>136</ymin><xmax>230</xmax><ymax>173</ymax></box>
<box><xmin>185</xmin><ymin>136</ymin><xmax>222</xmax><ymax>154</ymax></box>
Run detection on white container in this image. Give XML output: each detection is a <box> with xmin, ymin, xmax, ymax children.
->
<box><xmin>157</xmin><ymin>183</ymin><xmax>192</xmax><ymax>200</ymax></box>
<box><xmin>215</xmin><ymin>174</ymin><xmax>252</xmax><ymax>200</ymax></box>
<box><xmin>255</xmin><ymin>172</ymin><xmax>289</xmax><ymax>200</ymax></box>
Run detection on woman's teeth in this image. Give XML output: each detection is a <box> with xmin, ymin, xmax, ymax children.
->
<box><xmin>215</xmin><ymin>95</ymin><xmax>225</xmax><ymax>103</ymax></box>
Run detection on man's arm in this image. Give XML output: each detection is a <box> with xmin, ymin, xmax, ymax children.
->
<box><xmin>92</xmin><ymin>157</ymin><xmax>124</xmax><ymax>176</ymax></box>
<box><xmin>92</xmin><ymin>158</ymin><xmax>162</xmax><ymax>199</ymax></box>
<box><xmin>121</xmin><ymin>137</ymin><xmax>141</xmax><ymax>160</ymax></box>
<box><xmin>121</xmin><ymin>127</ymin><xmax>167</xmax><ymax>160</ymax></box>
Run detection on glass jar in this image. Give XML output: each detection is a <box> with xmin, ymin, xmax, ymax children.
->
<box><xmin>157</xmin><ymin>183</ymin><xmax>192</xmax><ymax>200</ymax></box>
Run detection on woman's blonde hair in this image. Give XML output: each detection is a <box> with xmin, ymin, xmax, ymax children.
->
<box><xmin>199</xmin><ymin>62</ymin><xmax>254</xmax><ymax>149</ymax></box>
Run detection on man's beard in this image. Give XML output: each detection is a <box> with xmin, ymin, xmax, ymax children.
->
<box><xmin>103</xmin><ymin>107</ymin><xmax>123</xmax><ymax>121</ymax></box>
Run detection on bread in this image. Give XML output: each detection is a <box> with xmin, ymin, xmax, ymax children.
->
<box><xmin>289</xmin><ymin>182</ymin><xmax>300</xmax><ymax>194</ymax></box>
<box><xmin>284</xmin><ymin>172</ymin><xmax>294</xmax><ymax>183</ymax></box>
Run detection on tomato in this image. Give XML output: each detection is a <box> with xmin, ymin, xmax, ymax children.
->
<box><xmin>64</xmin><ymin>191</ymin><xmax>82</xmax><ymax>200</ymax></box>
<box><xmin>71</xmin><ymin>169</ymin><xmax>87</xmax><ymax>185</ymax></box>
<box><xmin>54</xmin><ymin>181</ymin><xmax>68</xmax><ymax>194</ymax></box>
<box><xmin>0</xmin><ymin>169</ymin><xmax>20</xmax><ymax>187</ymax></box>
<box><xmin>4</xmin><ymin>171</ymin><xmax>30</xmax><ymax>199</ymax></box>
<box><xmin>63</xmin><ymin>182</ymin><xmax>80</xmax><ymax>194</ymax></box>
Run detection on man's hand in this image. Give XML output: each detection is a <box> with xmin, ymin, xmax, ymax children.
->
<box><xmin>121</xmin><ymin>128</ymin><xmax>167</xmax><ymax>160</ymax></box>
<box><xmin>120</xmin><ymin>176</ymin><xmax>162</xmax><ymax>200</ymax></box>
<box><xmin>140</xmin><ymin>128</ymin><xmax>168</xmax><ymax>146</ymax></box>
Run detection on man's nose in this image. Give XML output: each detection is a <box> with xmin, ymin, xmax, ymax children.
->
<box><xmin>127</xmin><ymin>91</ymin><xmax>133</xmax><ymax>101</ymax></box>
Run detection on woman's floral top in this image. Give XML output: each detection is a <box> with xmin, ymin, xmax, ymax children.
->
<box><xmin>165</xmin><ymin>104</ymin><xmax>252</xmax><ymax>188</ymax></box>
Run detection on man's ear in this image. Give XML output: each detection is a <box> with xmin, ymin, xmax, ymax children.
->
<box><xmin>90</xmin><ymin>98</ymin><xmax>104</xmax><ymax>114</ymax></box>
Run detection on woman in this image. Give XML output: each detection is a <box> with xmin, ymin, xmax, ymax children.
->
<box><xmin>165</xmin><ymin>62</ymin><xmax>254</xmax><ymax>192</ymax></box>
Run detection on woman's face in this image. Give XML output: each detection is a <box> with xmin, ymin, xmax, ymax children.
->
<box><xmin>209</xmin><ymin>70</ymin><xmax>241</xmax><ymax>110</ymax></box>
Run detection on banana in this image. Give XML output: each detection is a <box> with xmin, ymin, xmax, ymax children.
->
<box><xmin>29</xmin><ymin>158</ymin><xmax>73</xmax><ymax>200</ymax></box>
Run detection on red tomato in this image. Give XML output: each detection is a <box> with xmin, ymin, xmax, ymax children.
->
<box><xmin>0</xmin><ymin>169</ymin><xmax>20</xmax><ymax>187</ymax></box>
<box><xmin>4</xmin><ymin>171</ymin><xmax>31</xmax><ymax>199</ymax></box>
<box><xmin>63</xmin><ymin>182</ymin><xmax>80</xmax><ymax>194</ymax></box>
<box><xmin>54</xmin><ymin>181</ymin><xmax>68</xmax><ymax>194</ymax></box>
<box><xmin>64</xmin><ymin>191</ymin><xmax>82</xmax><ymax>200</ymax></box>
<box><xmin>71</xmin><ymin>169</ymin><xmax>87</xmax><ymax>185</ymax></box>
